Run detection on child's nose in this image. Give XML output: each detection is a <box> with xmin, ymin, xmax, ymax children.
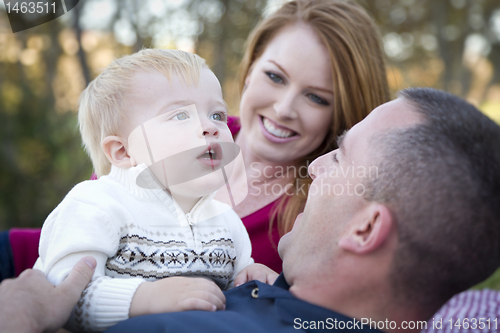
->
<box><xmin>202</xmin><ymin>123</ymin><xmax>219</xmax><ymax>138</ymax></box>
<box><xmin>203</xmin><ymin>129</ymin><xmax>219</xmax><ymax>137</ymax></box>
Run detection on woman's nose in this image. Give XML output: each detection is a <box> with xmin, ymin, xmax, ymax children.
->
<box><xmin>273</xmin><ymin>89</ymin><xmax>298</xmax><ymax>120</ymax></box>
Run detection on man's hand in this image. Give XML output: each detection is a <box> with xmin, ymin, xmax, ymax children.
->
<box><xmin>129</xmin><ymin>276</ymin><xmax>226</xmax><ymax>317</ymax></box>
<box><xmin>0</xmin><ymin>256</ymin><xmax>97</xmax><ymax>333</ymax></box>
<box><xmin>234</xmin><ymin>263</ymin><xmax>279</xmax><ymax>287</ymax></box>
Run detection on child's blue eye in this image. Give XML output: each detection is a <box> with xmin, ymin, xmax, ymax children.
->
<box><xmin>174</xmin><ymin>112</ymin><xmax>188</xmax><ymax>120</ymax></box>
<box><xmin>210</xmin><ymin>112</ymin><xmax>226</xmax><ymax>122</ymax></box>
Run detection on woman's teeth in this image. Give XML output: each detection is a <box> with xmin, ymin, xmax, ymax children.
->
<box><xmin>263</xmin><ymin>118</ymin><xmax>295</xmax><ymax>138</ymax></box>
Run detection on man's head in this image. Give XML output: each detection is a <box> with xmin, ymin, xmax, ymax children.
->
<box><xmin>279</xmin><ymin>88</ymin><xmax>500</xmax><ymax>319</ymax></box>
<box><xmin>369</xmin><ymin>88</ymin><xmax>500</xmax><ymax>309</ymax></box>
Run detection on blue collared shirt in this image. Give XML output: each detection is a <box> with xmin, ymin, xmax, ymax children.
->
<box><xmin>105</xmin><ymin>274</ymin><xmax>383</xmax><ymax>332</ymax></box>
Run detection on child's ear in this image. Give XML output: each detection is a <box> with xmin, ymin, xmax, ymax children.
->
<box><xmin>102</xmin><ymin>136</ymin><xmax>136</xmax><ymax>168</ymax></box>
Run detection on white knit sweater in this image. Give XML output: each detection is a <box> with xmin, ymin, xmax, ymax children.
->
<box><xmin>34</xmin><ymin>164</ymin><xmax>253</xmax><ymax>332</ymax></box>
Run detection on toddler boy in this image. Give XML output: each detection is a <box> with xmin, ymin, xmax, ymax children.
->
<box><xmin>34</xmin><ymin>49</ymin><xmax>277</xmax><ymax>332</ymax></box>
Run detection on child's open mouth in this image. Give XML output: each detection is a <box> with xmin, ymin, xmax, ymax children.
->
<box><xmin>197</xmin><ymin>143</ymin><xmax>223</xmax><ymax>169</ymax></box>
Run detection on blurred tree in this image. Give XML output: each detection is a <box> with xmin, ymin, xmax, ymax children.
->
<box><xmin>73</xmin><ymin>2</ymin><xmax>91</xmax><ymax>85</ymax></box>
<box><xmin>0</xmin><ymin>15</ymin><xmax>92</xmax><ymax>229</ymax></box>
<box><xmin>357</xmin><ymin>0</ymin><xmax>500</xmax><ymax>104</ymax></box>
<box><xmin>191</xmin><ymin>0</ymin><xmax>266</xmax><ymax>112</ymax></box>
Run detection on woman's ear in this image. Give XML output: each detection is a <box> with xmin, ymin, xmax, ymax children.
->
<box><xmin>102</xmin><ymin>136</ymin><xmax>135</xmax><ymax>168</ymax></box>
<box><xmin>338</xmin><ymin>204</ymin><xmax>393</xmax><ymax>255</ymax></box>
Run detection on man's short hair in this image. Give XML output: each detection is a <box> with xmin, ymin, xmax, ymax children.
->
<box><xmin>78</xmin><ymin>49</ymin><xmax>207</xmax><ymax>177</ymax></box>
<box><xmin>364</xmin><ymin>88</ymin><xmax>500</xmax><ymax>310</ymax></box>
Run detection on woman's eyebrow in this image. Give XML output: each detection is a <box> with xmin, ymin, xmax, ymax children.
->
<box><xmin>269</xmin><ymin>60</ymin><xmax>289</xmax><ymax>77</ymax></box>
<box><xmin>309</xmin><ymin>86</ymin><xmax>333</xmax><ymax>95</ymax></box>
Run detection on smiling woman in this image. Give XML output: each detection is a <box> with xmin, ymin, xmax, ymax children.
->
<box><xmin>240</xmin><ymin>23</ymin><xmax>334</xmax><ymax>164</ymax></box>
<box><xmin>214</xmin><ymin>0</ymin><xmax>391</xmax><ymax>272</ymax></box>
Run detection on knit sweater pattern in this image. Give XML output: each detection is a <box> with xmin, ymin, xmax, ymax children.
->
<box><xmin>34</xmin><ymin>164</ymin><xmax>253</xmax><ymax>332</ymax></box>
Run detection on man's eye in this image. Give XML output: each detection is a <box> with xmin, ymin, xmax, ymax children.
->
<box><xmin>307</xmin><ymin>93</ymin><xmax>329</xmax><ymax>106</ymax></box>
<box><xmin>174</xmin><ymin>112</ymin><xmax>188</xmax><ymax>120</ymax></box>
<box><xmin>266</xmin><ymin>72</ymin><xmax>284</xmax><ymax>84</ymax></box>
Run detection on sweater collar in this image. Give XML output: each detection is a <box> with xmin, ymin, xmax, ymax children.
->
<box><xmin>103</xmin><ymin>164</ymin><xmax>217</xmax><ymax>226</ymax></box>
<box><xmin>104</xmin><ymin>163</ymin><xmax>164</xmax><ymax>199</ymax></box>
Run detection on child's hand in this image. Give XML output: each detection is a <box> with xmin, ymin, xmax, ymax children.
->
<box><xmin>129</xmin><ymin>276</ymin><xmax>225</xmax><ymax>317</ymax></box>
<box><xmin>234</xmin><ymin>263</ymin><xmax>279</xmax><ymax>287</ymax></box>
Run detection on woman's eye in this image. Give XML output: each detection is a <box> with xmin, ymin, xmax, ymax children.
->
<box><xmin>265</xmin><ymin>72</ymin><xmax>284</xmax><ymax>84</ymax></box>
<box><xmin>308</xmin><ymin>93</ymin><xmax>329</xmax><ymax>106</ymax></box>
<box><xmin>174</xmin><ymin>112</ymin><xmax>188</xmax><ymax>120</ymax></box>
<box><xmin>332</xmin><ymin>152</ymin><xmax>338</xmax><ymax>162</ymax></box>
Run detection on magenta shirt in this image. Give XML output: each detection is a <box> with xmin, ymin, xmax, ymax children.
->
<box><xmin>9</xmin><ymin>116</ymin><xmax>283</xmax><ymax>275</ymax></box>
<box><xmin>9</xmin><ymin>228</ymin><xmax>41</xmax><ymax>277</ymax></box>
<box><xmin>241</xmin><ymin>201</ymin><xmax>282</xmax><ymax>273</ymax></box>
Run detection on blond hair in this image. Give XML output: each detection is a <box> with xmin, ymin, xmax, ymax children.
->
<box><xmin>239</xmin><ymin>0</ymin><xmax>390</xmax><ymax>235</ymax></box>
<box><xmin>78</xmin><ymin>49</ymin><xmax>207</xmax><ymax>177</ymax></box>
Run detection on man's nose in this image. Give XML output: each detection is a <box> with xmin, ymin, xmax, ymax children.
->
<box><xmin>308</xmin><ymin>153</ymin><xmax>333</xmax><ymax>179</ymax></box>
<box><xmin>308</xmin><ymin>159</ymin><xmax>318</xmax><ymax>180</ymax></box>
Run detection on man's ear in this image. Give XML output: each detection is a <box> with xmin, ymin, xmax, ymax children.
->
<box><xmin>102</xmin><ymin>136</ymin><xmax>136</xmax><ymax>168</ymax></box>
<box><xmin>338</xmin><ymin>204</ymin><xmax>393</xmax><ymax>254</ymax></box>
